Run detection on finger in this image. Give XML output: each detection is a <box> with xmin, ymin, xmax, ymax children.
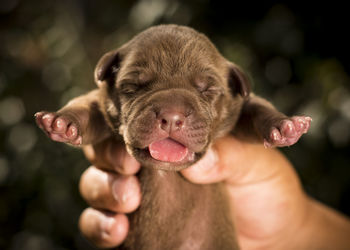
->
<box><xmin>181</xmin><ymin>137</ymin><xmax>251</xmax><ymax>184</ymax></box>
<box><xmin>79</xmin><ymin>208</ymin><xmax>129</xmax><ymax>248</ymax></box>
<box><xmin>181</xmin><ymin>146</ymin><xmax>228</xmax><ymax>184</ymax></box>
<box><xmin>79</xmin><ymin>166</ymin><xmax>141</xmax><ymax>213</ymax></box>
<box><xmin>83</xmin><ymin>137</ymin><xmax>141</xmax><ymax>174</ymax></box>
<box><xmin>183</xmin><ymin>136</ymin><xmax>290</xmax><ymax>185</ymax></box>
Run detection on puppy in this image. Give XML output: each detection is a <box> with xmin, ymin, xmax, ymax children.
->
<box><xmin>35</xmin><ymin>25</ymin><xmax>311</xmax><ymax>250</ymax></box>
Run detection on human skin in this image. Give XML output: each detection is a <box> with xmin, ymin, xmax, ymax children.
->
<box><xmin>79</xmin><ymin>136</ymin><xmax>350</xmax><ymax>249</ymax></box>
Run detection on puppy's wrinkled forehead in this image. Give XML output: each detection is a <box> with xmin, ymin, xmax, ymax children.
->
<box><xmin>117</xmin><ymin>27</ymin><xmax>227</xmax><ymax>88</ymax></box>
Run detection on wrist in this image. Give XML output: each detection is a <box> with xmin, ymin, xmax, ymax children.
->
<box><xmin>296</xmin><ymin>198</ymin><xmax>350</xmax><ymax>249</ymax></box>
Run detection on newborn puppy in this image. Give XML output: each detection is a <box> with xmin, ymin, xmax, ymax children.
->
<box><xmin>35</xmin><ymin>25</ymin><xmax>311</xmax><ymax>250</ymax></box>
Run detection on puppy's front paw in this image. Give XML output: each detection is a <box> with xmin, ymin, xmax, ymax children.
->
<box><xmin>35</xmin><ymin>111</ymin><xmax>82</xmax><ymax>145</ymax></box>
<box><xmin>264</xmin><ymin>116</ymin><xmax>311</xmax><ymax>148</ymax></box>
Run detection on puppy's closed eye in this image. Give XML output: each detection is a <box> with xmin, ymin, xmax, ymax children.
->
<box><xmin>194</xmin><ymin>77</ymin><xmax>223</xmax><ymax>100</ymax></box>
<box><xmin>119</xmin><ymin>82</ymin><xmax>140</xmax><ymax>95</ymax></box>
<box><xmin>201</xmin><ymin>85</ymin><xmax>223</xmax><ymax>98</ymax></box>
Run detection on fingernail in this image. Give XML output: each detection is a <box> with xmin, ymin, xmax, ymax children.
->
<box><xmin>101</xmin><ymin>216</ymin><xmax>115</xmax><ymax>236</ymax></box>
<box><xmin>112</xmin><ymin>178</ymin><xmax>122</xmax><ymax>203</ymax></box>
<box><xmin>112</xmin><ymin>177</ymin><xmax>134</xmax><ymax>204</ymax></box>
<box><xmin>125</xmin><ymin>155</ymin><xmax>140</xmax><ymax>167</ymax></box>
<box><xmin>122</xmin><ymin>155</ymin><xmax>140</xmax><ymax>174</ymax></box>
<box><xmin>109</xmin><ymin>145</ymin><xmax>140</xmax><ymax>174</ymax></box>
<box><xmin>198</xmin><ymin>148</ymin><xmax>218</xmax><ymax>172</ymax></box>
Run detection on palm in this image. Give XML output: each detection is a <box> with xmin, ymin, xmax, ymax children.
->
<box><xmin>224</xmin><ymin>145</ymin><xmax>306</xmax><ymax>249</ymax></box>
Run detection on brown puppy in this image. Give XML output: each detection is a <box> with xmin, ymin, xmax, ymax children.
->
<box><xmin>35</xmin><ymin>25</ymin><xmax>311</xmax><ymax>250</ymax></box>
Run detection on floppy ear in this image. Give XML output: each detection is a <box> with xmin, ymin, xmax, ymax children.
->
<box><xmin>228</xmin><ymin>63</ymin><xmax>251</xmax><ymax>98</ymax></box>
<box><xmin>94</xmin><ymin>49</ymin><xmax>121</xmax><ymax>88</ymax></box>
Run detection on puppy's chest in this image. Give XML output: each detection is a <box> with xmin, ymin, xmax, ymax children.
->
<box><xmin>123</xmin><ymin>168</ymin><xmax>219</xmax><ymax>250</ymax></box>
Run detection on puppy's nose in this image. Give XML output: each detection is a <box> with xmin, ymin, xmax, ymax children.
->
<box><xmin>158</xmin><ymin>111</ymin><xmax>185</xmax><ymax>133</ymax></box>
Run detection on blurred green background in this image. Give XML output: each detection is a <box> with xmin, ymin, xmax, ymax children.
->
<box><xmin>1</xmin><ymin>0</ymin><xmax>349</xmax><ymax>249</ymax></box>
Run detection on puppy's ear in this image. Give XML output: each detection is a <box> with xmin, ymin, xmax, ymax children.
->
<box><xmin>228</xmin><ymin>63</ymin><xmax>251</xmax><ymax>98</ymax></box>
<box><xmin>94</xmin><ymin>49</ymin><xmax>121</xmax><ymax>88</ymax></box>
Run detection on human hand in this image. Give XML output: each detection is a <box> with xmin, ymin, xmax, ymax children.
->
<box><xmin>79</xmin><ymin>138</ymin><xmax>141</xmax><ymax>248</ymax></box>
<box><xmin>79</xmin><ymin>136</ymin><xmax>350</xmax><ymax>249</ymax></box>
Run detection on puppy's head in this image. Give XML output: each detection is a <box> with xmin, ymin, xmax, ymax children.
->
<box><xmin>95</xmin><ymin>25</ymin><xmax>250</xmax><ymax>170</ymax></box>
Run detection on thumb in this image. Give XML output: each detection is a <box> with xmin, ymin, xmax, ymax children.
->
<box><xmin>181</xmin><ymin>147</ymin><xmax>228</xmax><ymax>184</ymax></box>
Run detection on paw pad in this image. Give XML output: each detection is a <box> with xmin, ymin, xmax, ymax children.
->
<box><xmin>264</xmin><ymin>116</ymin><xmax>311</xmax><ymax>148</ymax></box>
<box><xmin>35</xmin><ymin>111</ymin><xmax>82</xmax><ymax>145</ymax></box>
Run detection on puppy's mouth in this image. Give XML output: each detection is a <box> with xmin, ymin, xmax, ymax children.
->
<box><xmin>133</xmin><ymin>138</ymin><xmax>199</xmax><ymax>170</ymax></box>
<box><xmin>148</xmin><ymin>138</ymin><xmax>193</xmax><ymax>163</ymax></box>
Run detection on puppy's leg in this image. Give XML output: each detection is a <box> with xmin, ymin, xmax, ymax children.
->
<box><xmin>35</xmin><ymin>89</ymin><xmax>112</xmax><ymax>146</ymax></box>
<box><xmin>235</xmin><ymin>95</ymin><xmax>311</xmax><ymax>148</ymax></box>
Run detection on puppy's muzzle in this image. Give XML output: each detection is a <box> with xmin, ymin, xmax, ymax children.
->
<box><xmin>125</xmin><ymin>88</ymin><xmax>211</xmax><ymax>169</ymax></box>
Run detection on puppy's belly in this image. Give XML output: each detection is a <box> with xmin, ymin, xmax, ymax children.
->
<box><xmin>119</xmin><ymin>168</ymin><xmax>238</xmax><ymax>250</ymax></box>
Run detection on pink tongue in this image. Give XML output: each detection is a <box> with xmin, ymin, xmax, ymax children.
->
<box><xmin>149</xmin><ymin>138</ymin><xmax>188</xmax><ymax>162</ymax></box>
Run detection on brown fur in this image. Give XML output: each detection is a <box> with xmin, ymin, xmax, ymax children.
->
<box><xmin>36</xmin><ymin>25</ymin><xmax>310</xmax><ymax>250</ymax></box>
